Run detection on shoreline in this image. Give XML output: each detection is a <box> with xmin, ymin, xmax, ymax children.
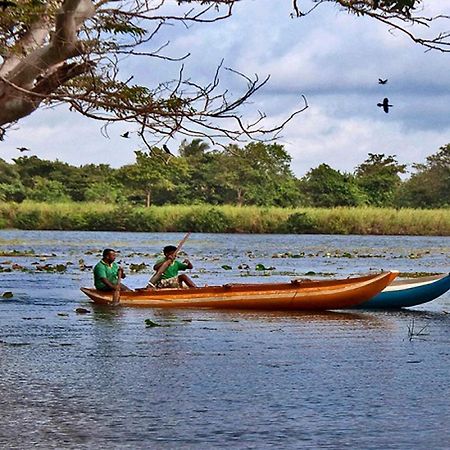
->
<box><xmin>0</xmin><ymin>202</ymin><xmax>449</xmax><ymax>236</ymax></box>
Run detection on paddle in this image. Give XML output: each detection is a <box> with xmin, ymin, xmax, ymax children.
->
<box><xmin>112</xmin><ymin>266</ymin><xmax>121</xmax><ymax>305</ymax></box>
<box><xmin>148</xmin><ymin>232</ymin><xmax>191</xmax><ymax>287</ymax></box>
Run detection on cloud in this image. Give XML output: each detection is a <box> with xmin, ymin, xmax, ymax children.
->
<box><xmin>2</xmin><ymin>0</ymin><xmax>450</xmax><ymax>179</ymax></box>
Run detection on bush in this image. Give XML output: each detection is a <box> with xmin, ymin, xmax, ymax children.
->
<box><xmin>13</xmin><ymin>209</ymin><xmax>42</xmax><ymax>229</ymax></box>
<box><xmin>281</xmin><ymin>212</ymin><xmax>318</xmax><ymax>234</ymax></box>
<box><xmin>176</xmin><ymin>207</ymin><xmax>231</xmax><ymax>233</ymax></box>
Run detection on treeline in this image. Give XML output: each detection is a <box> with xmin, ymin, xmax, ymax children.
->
<box><xmin>1</xmin><ymin>140</ymin><xmax>449</xmax><ymax>208</ymax></box>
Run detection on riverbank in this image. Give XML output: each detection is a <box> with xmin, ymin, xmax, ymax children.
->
<box><xmin>0</xmin><ymin>201</ymin><xmax>449</xmax><ymax>235</ymax></box>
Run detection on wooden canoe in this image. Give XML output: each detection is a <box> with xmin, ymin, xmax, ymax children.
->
<box><xmin>355</xmin><ymin>272</ymin><xmax>450</xmax><ymax>309</ymax></box>
<box><xmin>80</xmin><ymin>271</ymin><xmax>398</xmax><ymax>311</ymax></box>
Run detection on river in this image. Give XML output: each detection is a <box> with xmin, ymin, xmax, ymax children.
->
<box><xmin>0</xmin><ymin>231</ymin><xmax>449</xmax><ymax>449</ymax></box>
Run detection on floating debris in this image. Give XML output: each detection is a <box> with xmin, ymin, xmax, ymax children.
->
<box><xmin>75</xmin><ymin>308</ymin><xmax>90</xmax><ymax>314</ymax></box>
<box><xmin>221</xmin><ymin>265</ymin><xmax>232</xmax><ymax>270</ymax></box>
<box><xmin>145</xmin><ymin>318</ymin><xmax>162</xmax><ymax>327</ymax></box>
<box><xmin>57</xmin><ymin>312</ymin><xmax>69</xmax><ymax>317</ymax></box>
<box><xmin>2</xmin><ymin>291</ymin><xmax>13</xmax><ymax>299</ymax></box>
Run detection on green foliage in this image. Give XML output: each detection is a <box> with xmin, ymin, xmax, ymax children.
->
<box><xmin>13</xmin><ymin>209</ymin><xmax>42</xmax><ymax>229</ymax></box>
<box><xmin>84</xmin><ymin>182</ymin><xmax>124</xmax><ymax>203</ymax></box>
<box><xmin>396</xmin><ymin>144</ymin><xmax>450</xmax><ymax>208</ymax></box>
<box><xmin>282</xmin><ymin>212</ymin><xmax>318</xmax><ymax>234</ymax></box>
<box><xmin>301</xmin><ymin>164</ymin><xmax>366</xmax><ymax>207</ymax></box>
<box><xmin>176</xmin><ymin>207</ymin><xmax>231</xmax><ymax>233</ymax></box>
<box><xmin>28</xmin><ymin>177</ymin><xmax>70</xmax><ymax>203</ymax></box>
<box><xmin>355</xmin><ymin>153</ymin><xmax>406</xmax><ymax>206</ymax></box>
<box><xmin>0</xmin><ymin>142</ymin><xmax>448</xmax><ymax>210</ymax></box>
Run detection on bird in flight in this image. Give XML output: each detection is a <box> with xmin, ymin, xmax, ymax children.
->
<box><xmin>17</xmin><ymin>147</ymin><xmax>30</xmax><ymax>152</ymax></box>
<box><xmin>377</xmin><ymin>98</ymin><xmax>393</xmax><ymax>113</ymax></box>
<box><xmin>378</xmin><ymin>78</ymin><xmax>388</xmax><ymax>85</ymax></box>
<box><xmin>120</xmin><ymin>131</ymin><xmax>130</xmax><ymax>138</ymax></box>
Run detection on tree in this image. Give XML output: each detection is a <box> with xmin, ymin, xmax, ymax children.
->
<box><xmin>27</xmin><ymin>177</ymin><xmax>71</xmax><ymax>202</ymax></box>
<box><xmin>396</xmin><ymin>144</ymin><xmax>450</xmax><ymax>208</ymax></box>
<box><xmin>119</xmin><ymin>148</ymin><xmax>189</xmax><ymax>206</ymax></box>
<box><xmin>0</xmin><ymin>158</ymin><xmax>25</xmax><ymax>201</ymax></box>
<box><xmin>354</xmin><ymin>153</ymin><xmax>406</xmax><ymax>206</ymax></box>
<box><xmin>301</xmin><ymin>164</ymin><xmax>366</xmax><ymax>207</ymax></box>
<box><xmin>216</xmin><ymin>142</ymin><xmax>302</xmax><ymax>206</ymax></box>
<box><xmin>0</xmin><ymin>0</ymin><xmax>447</xmax><ymax>143</ymax></box>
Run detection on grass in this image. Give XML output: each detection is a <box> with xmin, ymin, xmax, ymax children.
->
<box><xmin>0</xmin><ymin>201</ymin><xmax>449</xmax><ymax>235</ymax></box>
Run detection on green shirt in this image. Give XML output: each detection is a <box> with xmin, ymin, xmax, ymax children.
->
<box><xmin>155</xmin><ymin>257</ymin><xmax>188</xmax><ymax>279</ymax></box>
<box><xmin>93</xmin><ymin>260</ymin><xmax>119</xmax><ymax>289</ymax></box>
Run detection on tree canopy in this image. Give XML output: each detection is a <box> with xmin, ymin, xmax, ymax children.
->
<box><xmin>1</xmin><ymin>140</ymin><xmax>448</xmax><ymax>208</ymax></box>
<box><xmin>1</xmin><ymin>0</ymin><xmax>449</xmax><ymax>145</ymax></box>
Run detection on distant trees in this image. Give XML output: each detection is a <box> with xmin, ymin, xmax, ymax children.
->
<box><xmin>355</xmin><ymin>153</ymin><xmax>406</xmax><ymax>206</ymax></box>
<box><xmin>300</xmin><ymin>164</ymin><xmax>366</xmax><ymax>207</ymax></box>
<box><xmin>0</xmin><ymin>142</ymin><xmax>449</xmax><ymax>208</ymax></box>
<box><xmin>396</xmin><ymin>145</ymin><xmax>450</xmax><ymax>208</ymax></box>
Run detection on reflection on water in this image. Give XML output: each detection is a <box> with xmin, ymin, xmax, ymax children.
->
<box><xmin>0</xmin><ymin>231</ymin><xmax>449</xmax><ymax>449</ymax></box>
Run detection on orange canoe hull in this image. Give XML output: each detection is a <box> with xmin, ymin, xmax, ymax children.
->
<box><xmin>80</xmin><ymin>271</ymin><xmax>398</xmax><ymax>311</ymax></box>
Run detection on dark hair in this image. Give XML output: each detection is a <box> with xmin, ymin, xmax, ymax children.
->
<box><xmin>102</xmin><ymin>248</ymin><xmax>116</xmax><ymax>258</ymax></box>
<box><xmin>163</xmin><ymin>245</ymin><xmax>177</xmax><ymax>255</ymax></box>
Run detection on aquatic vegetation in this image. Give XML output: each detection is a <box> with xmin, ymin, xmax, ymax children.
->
<box><xmin>255</xmin><ymin>263</ymin><xmax>276</xmax><ymax>271</ymax></box>
<box><xmin>145</xmin><ymin>318</ymin><xmax>163</xmax><ymax>327</ymax></box>
<box><xmin>398</xmin><ymin>271</ymin><xmax>442</xmax><ymax>278</ymax></box>
<box><xmin>129</xmin><ymin>262</ymin><xmax>147</xmax><ymax>272</ymax></box>
<box><xmin>0</xmin><ymin>202</ymin><xmax>448</xmax><ymax>235</ymax></box>
<box><xmin>35</xmin><ymin>263</ymin><xmax>67</xmax><ymax>273</ymax></box>
<box><xmin>407</xmin><ymin>319</ymin><xmax>430</xmax><ymax>341</ymax></box>
<box><xmin>0</xmin><ymin>249</ymin><xmax>35</xmax><ymax>257</ymax></box>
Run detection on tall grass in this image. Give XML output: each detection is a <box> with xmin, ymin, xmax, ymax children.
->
<box><xmin>0</xmin><ymin>201</ymin><xmax>448</xmax><ymax>235</ymax></box>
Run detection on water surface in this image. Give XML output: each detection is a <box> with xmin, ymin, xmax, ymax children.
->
<box><xmin>1</xmin><ymin>231</ymin><xmax>449</xmax><ymax>449</ymax></box>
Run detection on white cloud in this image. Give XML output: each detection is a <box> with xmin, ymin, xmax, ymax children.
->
<box><xmin>2</xmin><ymin>0</ymin><xmax>450</xmax><ymax>177</ymax></box>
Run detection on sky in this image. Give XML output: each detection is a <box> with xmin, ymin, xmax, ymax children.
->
<box><xmin>2</xmin><ymin>0</ymin><xmax>450</xmax><ymax>177</ymax></box>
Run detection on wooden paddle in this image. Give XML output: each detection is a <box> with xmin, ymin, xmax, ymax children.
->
<box><xmin>148</xmin><ymin>232</ymin><xmax>191</xmax><ymax>287</ymax></box>
<box><xmin>112</xmin><ymin>266</ymin><xmax>121</xmax><ymax>305</ymax></box>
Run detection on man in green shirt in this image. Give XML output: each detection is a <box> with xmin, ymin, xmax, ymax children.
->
<box><xmin>152</xmin><ymin>245</ymin><xmax>197</xmax><ymax>289</ymax></box>
<box><xmin>93</xmin><ymin>248</ymin><xmax>130</xmax><ymax>291</ymax></box>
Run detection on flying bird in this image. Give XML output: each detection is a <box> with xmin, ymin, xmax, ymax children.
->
<box><xmin>120</xmin><ymin>131</ymin><xmax>130</xmax><ymax>138</ymax></box>
<box><xmin>162</xmin><ymin>144</ymin><xmax>174</xmax><ymax>156</ymax></box>
<box><xmin>17</xmin><ymin>147</ymin><xmax>30</xmax><ymax>152</ymax></box>
<box><xmin>378</xmin><ymin>78</ymin><xmax>388</xmax><ymax>85</ymax></box>
<box><xmin>377</xmin><ymin>98</ymin><xmax>393</xmax><ymax>113</ymax></box>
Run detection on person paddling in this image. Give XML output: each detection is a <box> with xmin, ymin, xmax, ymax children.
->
<box><xmin>93</xmin><ymin>248</ymin><xmax>131</xmax><ymax>292</ymax></box>
<box><xmin>150</xmin><ymin>245</ymin><xmax>197</xmax><ymax>289</ymax></box>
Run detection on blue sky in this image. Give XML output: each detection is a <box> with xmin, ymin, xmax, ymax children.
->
<box><xmin>2</xmin><ymin>0</ymin><xmax>450</xmax><ymax>176</ymax></box>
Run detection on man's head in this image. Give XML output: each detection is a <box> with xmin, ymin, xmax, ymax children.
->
<box><xmin>102</xmin><ymin>248</ymin><xmax>116</xmax><ymax>263</ymax></box>
<box><xmin>163</xmin><ymin>245</ymin><xmax>177</xmax><ymax>257</ymax></box>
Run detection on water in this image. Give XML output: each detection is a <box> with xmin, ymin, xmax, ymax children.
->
<box><xmin>0</xmin><ymin>231</ymin><xmax>449</xmax><ymax>449</ymax></box>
